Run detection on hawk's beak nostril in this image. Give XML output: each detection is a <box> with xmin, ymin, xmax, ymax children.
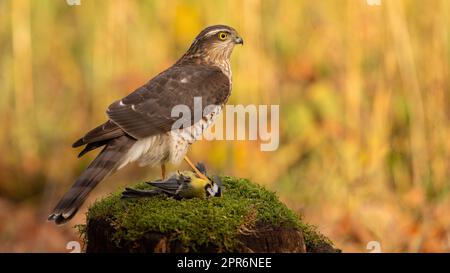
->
<box><xmin>234</xmin><ymin>37</ymin><xmax>244</xmax><ymax>45</ymax></box>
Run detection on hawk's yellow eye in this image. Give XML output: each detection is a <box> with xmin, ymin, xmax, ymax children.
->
<box><xmin>218</xmin><ymin>32</ymin><xmax>228</xmax><ymax>40</ymax></box>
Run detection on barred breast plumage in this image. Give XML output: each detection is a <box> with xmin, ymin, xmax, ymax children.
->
<box><xmin>120</xmin><ymin>101</ymin><xmax>223</xmax><ymax>169</ymax></box>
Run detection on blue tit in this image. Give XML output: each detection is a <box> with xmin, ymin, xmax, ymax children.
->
<box><xmin>121</xmin><ymin>162</ymin><xmax>222</xmax><ymax>200</ymax></box>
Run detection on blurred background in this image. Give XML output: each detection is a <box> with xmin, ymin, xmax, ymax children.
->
<box><xmin>0</xmin><ymin>0</ymin><xmax>449</xmax><ymax>252</ymax></box>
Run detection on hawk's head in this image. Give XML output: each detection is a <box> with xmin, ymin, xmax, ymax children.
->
<box><xmin>182</xmin><ymin>25</ymin><xmax>243</xmax><ymax>66</ymax></box>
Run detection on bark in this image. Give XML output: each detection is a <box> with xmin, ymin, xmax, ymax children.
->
<box><xmin>86</xmin><ymin>218</ymin><xmax>339</xmax><ymax>253</ymax></box>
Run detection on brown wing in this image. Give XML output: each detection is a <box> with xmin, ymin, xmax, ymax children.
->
<box><xmin>72</xmin><ymin>119</ymin><xmax>126</xmax><ymax>156</ymax></box>
<box><xmin>106</xmin><ymin>64</ymin><xmax>230</xmax><ymax>139</ymax></box>
<box><xmin>73</xmin><ymin>120</ymin><xmax>124</xmax><ymax>148</ymax></box>
<box><xmin>72</xmin><ymin>120</ymin><xmax>126</xmax><ymax>157</ymax></box>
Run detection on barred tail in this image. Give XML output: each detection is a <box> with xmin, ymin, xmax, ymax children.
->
<box><xmin>48</xmin><ymin>135</ymin><xmax>135</xmax><ymax>225</ymax></box>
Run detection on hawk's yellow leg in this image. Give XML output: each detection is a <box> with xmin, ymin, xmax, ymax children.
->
<box><xmin>183</xmin><ymin>156</ymin><xmax>210</xmax><ymax>181</ymax></box>
<box><xmin>161</xmin><ymin>164</ymin><xmax>166</xmax><ymax>180</ymax></box>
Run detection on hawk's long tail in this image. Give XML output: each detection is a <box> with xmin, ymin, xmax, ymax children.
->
<box><xmin>48</xmin><ymin>135</ymin><xmax>135</xmax><ymax>225</ymax></box>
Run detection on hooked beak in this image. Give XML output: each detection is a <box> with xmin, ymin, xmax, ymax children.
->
<box><xmin>234</xmin><ymin>36</ymin><xmax>244</xmax><ymax>45</ymax></box>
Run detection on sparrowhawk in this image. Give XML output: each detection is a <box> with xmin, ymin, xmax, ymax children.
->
<box><xmin>48</xmin><ymin>25</ymin><xmax>243</xmax><ymax>224</ymax></box>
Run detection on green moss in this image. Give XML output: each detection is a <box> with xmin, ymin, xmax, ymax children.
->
<box><xmin>84</xmin><ymin>176</ymin><xmax>332</xmax><ymax>251</ymax></box>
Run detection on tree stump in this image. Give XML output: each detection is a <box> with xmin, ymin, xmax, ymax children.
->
<box><xmin>82</xmin><ymin>177</ymin><xmax>340</xmax><ymax>253</ymax></box>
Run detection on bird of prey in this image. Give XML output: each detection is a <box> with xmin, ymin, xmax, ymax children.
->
<box><xmin>121</xmin><ymin>162</ymin><xmax>222</xmax><ymax>200</ymax></box>
<box><xmin>48</xmin><ymin>25</ymin><xmax>243</xmax><ymax>224</ymax></box>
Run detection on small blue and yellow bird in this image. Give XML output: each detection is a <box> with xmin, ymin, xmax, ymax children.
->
<box><xmin>121</xmin><ymin>163</ymin><xmax>222</xmax><ymax>200</ymax></box>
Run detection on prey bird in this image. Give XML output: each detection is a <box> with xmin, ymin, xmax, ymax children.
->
<box><xmin>48</xmin><ymin>25</ymin><xmax>243</xmax><ymax>224</ymax></box>
<box><xmin>121</xmin><ymin>163</ymin><xmax>222</xmax><ymax>200</ymax></box>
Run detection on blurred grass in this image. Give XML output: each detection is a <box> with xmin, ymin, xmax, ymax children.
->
<box><xmin>0</xmin><ymin>0</ymin><xmax>449</xmax><ymax>252</ymax></box>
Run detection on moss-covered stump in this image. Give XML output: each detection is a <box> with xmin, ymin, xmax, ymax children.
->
<box><xmin>83</xmin><ymin>177</ymin><xmax>339</xmax><ymax>253</ymax></box>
